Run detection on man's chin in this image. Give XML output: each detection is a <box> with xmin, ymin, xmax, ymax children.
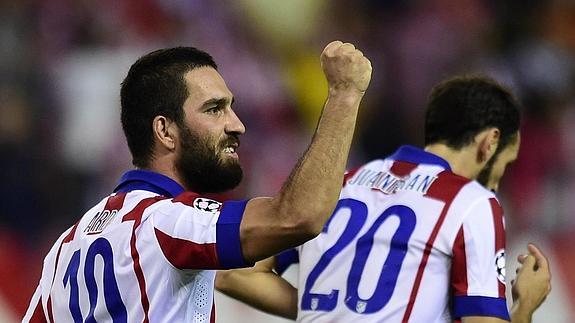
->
<box><xmin>220</xmin><ymin>157</ymin><xmax>241</xmax><ymax>169</ymax></box>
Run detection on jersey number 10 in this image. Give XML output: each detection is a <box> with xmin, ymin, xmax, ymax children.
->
<box><xmin>63</xmin><ymin>237</ymin><xmax>127</xmax><ymax>322</ymax></box>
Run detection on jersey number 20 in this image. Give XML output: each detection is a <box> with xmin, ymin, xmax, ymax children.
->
<box><xmin>301</xmin><ymin>199</ymin><xmax>416</xmax><ymax>314</ymax></box>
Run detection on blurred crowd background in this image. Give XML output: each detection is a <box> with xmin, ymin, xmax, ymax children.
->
<box><xmin>1</xmin><ymin>0</ymin><xmax>574</xmax><ymax>321</ymax></box>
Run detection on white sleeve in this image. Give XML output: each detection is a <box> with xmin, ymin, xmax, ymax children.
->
<box><xmin>451</xmin><ymin>197</ymin><xmax>509</xmax><ymax>320</ymax></box>
<box><xmin>150</xmin><ymin>192</ymin><xmax>253</xmax><ymax>269</ymax></box>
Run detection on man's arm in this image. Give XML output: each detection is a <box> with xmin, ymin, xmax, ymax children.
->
<box><xmin>216</xmin><ymin>256</ymin><xmax>297</xmax><ymax>319</ymax></box>
<box><xmin>239</xmin><ymin>41</ymin><xmax>372</xmax><ymax>263</ymax></box>
<box><xmin>462</xmin><ymin>244</ymin><xmax>552</xmax><ymax>323</ymax></box>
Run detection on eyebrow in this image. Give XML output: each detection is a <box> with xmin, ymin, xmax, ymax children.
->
<box><xmin>202</xmin><ymin>97</ymin><xmax>234</xmax><ymax>108</ymax></box>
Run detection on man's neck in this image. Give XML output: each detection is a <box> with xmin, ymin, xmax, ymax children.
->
<box><xmin>424</xmin><ymin>143</ymin><xmax>481</xmax><ymax>180</ymax></box>
<box><xmin>146</xmin><ymin>157</ymin><xmax>186</xmax><ymax>190</ymax></box>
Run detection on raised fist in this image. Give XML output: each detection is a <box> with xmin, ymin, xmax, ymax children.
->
<box><xmin>320</xmin><ymin>41</ymin><xmax>372</xmax><ymax>95</ymax></box>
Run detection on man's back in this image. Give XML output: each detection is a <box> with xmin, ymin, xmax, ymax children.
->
<box><xmin>295</xmin><ymin>145</ymin><xmax>508</xmax><ymax>322</ymax></box>
<box><xmin>26</xmin><ymin>171</ymin><xmax>250</xmax><ymax>323</ymax></box>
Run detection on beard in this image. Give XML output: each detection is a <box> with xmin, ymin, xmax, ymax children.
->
<box><xmin>477</xmin><ymin>153</ymin><xmax>497</xmax><ymax>191</ymax></box>
<box><xmin>175</xmin><ymin>125</ymin><xmax>243</xmax><ymax>194</ymax></box>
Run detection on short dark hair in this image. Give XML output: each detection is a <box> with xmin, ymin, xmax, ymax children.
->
<box><xmin>424</xmin><ymin>75</ymin><xmax>520</xmax><ymax>151</ymax></box>
<box><xmin>120</xmin><ymin>47</ymin><xmax>218</xmax><ymax>168</ymax></box>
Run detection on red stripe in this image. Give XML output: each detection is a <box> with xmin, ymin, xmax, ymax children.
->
<box><xmin>451</xmin><ymin>227</ymin><xmax>468</xmax><ymax>295</ymax></box>
<box><xmin>171</xmin><ymin>192</ymin><xmax>201</xmax><ymax>207</ymax></box>
<box><xmin>402</xmin><ymin>171</ymin><xmax>470</xmax><ymax>322</ymax></box>
<box><xmin>155</xmin><ymin>228</ymin><xmax>219</xmax><ymax>269</ymax></box>
<box><xmin>342</xmin><ymin>167</ymin><xmax>361</xmax><ymax>187</ymax></box>
<box><xmin>46</xmin><ymin>298</ymin><xmax>53</xmax><ymax>323</ymax></box>
<box><xmin>390</xmin><ymin>160</ymin><xmax>418</xmax><ymax>177</ymax></box>
<box><xmin>104</xmin><ymin>192</ymin><xmax>127</xmax><ymax>211</ymax></box>
<box><xmin>489</xmin><ymin>198</ymin><xmax>506</xmax><ymax>297</ymax></box>
<box><xmin>122</xmin><ymin>197</ymin><xmax>166</xmax><ymax>323</ymax></box>
<box><xmin>210</xmin><ymin>301</ymin><xmax>216</xmax><ymax>323</ymax></box>
<box><xmin>62</xmin><ymin>222</ymin><xmax>80</xmax><ymax>243</ymax></box>
<box><xmin>29</xmin><ymin>294</ymin><xmax>47</xmax><ymax>323</ymax></box>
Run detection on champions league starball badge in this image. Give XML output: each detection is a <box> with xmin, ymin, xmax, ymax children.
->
<box><xmin>193</xmin><ymin>197</ymin><xmax>222</xmax><ymax>213</ymax></box>
<box><xmin>495</xmin><ymin>249</ymin><xmax>506</xmax><ymax>284</ymax></box>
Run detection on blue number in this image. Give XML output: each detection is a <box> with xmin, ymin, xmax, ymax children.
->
<box><xmin>301</xmin><ymin>199</ymin><xmax>368</xmax><ymax>311</ymax></box>
<box><xmin>84</xmin><ymin>238</ymin><xmax>127</xmax><ymax>323</ymax></box>
<box><xmin>301</xmin><ymin>200</ymin><xmax>416</xmax><ymax>314</ymax></box>
<box><xmin>345</xmin><ymin>205</ymin><xmax>416</xmax><ymax>313</ymax></box>
<box><xmin>63</xmin><ymin>238</ymin><xmax>127</xmax><ymax>322</ymax></box>
<box><xmin>63</xmin><ymin>250</ymin><xmax>82</xmax><ymax>323</ymax></box>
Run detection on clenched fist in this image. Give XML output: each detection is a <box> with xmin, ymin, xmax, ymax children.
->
<box><xmin>320</xmin><ymin>41</ymin><xmax>372</xmax><ymax>95</ymax></box>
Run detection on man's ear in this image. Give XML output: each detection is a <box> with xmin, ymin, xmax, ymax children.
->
<box><xmin>477</xmin><ymin>128</ymin><xmax>500</xmax><ymax>163</ymax></box>
<box><xmin>152</xmin><ymin>116</ymin><xmax>178</xmax><ymax>151</ymax></box>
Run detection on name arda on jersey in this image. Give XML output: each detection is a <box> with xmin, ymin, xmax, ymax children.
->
<box><xmin>84</xmin><ymin>210</ymin><xmax>118</xmax><ymax>235</ymax></box>
<box><xmin>347</xmin><ymin>168</ymin><xmax>437</xmax><ymax>195</ymax></box>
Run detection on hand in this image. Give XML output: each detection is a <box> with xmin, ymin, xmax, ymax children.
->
<box><xmin>511</xmin><ymin>243</ymin><xmax>552</xmax><ymax>317</ymax></box>
<box><xmin>320</xmin><ymin>41</ymin><xmax>372</xmax><ymax>95</ymax></box>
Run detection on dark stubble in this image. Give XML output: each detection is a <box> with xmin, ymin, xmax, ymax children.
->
<box><xmin>477</xmin><ymin>151</ymin><xmax>497</xmax><ymax>191</ymax></box>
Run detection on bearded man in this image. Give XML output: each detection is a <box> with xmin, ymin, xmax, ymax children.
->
<box><xmin>23</xmin><ymin>41</ymin><xmax>372</xmax><ymax>322</ymax></box>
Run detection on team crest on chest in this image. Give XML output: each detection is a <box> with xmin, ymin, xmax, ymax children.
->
<box><xmin>193</xmin><ymin>197</ymin><xmax>222</xmax><ymax>213</ymax></box>
<box><xmin>356</xmin><ymin>300</ymin><xmax>367</xmax><ymax>313</ymax></box>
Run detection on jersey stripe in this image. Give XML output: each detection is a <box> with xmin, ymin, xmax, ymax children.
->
<box><xmin>171</xmin><ymin>191</ymin><xmax>201</xmax><ymax>206</ymax></box>
<box><xmin>389</xmin><ymin>160</ymin><xmax>418</xmax><ymax>177</ymax></box>
<box><xmin>47</xmin><ymin>222</ymin><xmax>80</xmax><ymax>322</ymax></box>
<box><xmin>489</xmin><ymin>198</ymin><xmax>506</xmax><ymax>297</ymax></box>
<box><xmin>104</xmin><ymin>192</ymin><xmax>127</xmax><ymax>211</ymax></box>
<box><xmin>402</xmin><ymin>171</ymin><xmax>470</xmax><ymax>322</ymax></box>
<box><xmin>343</xmin><ymin>167</ymin><xmax>362</xmax><ymax>187</ymax></box>
<box><xmin>46</xmin><ymin>297</ymin><xmax>53</xmax><ymax>323</ymax></box>
<box><xmin>155</xmin><ymin>228</ymin><xmax>219</xmax><ymax>269</ymax></box>
<box><xmin>451</xmin><ymin>227</ymin><xmax>468</xmax><ymax>295</ymax></box>
<box><xmin>122</xmin><ymin>197</ymin><xmax>166</xmax><ymax>323</ymax></box>
<box><xmin>25</xmin><ymin>286</ymin><xmax>46</xmax><ymax>323</ymax></box>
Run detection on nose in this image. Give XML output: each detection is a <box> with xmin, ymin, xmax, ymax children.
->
<box><xmin>225</xmin><ymin>109</ymin><xmax>246</xmax><ymax>135</ymax></box>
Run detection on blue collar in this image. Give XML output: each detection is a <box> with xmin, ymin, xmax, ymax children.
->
<box><xmin>114</xmin><ymin>169</ymin><xmax>185</xmax><ymax>198</ymax></box>
<box><xmin>389</xmin><ymin>145</ymin><xmax>452</xmax><ymax>171</ymax></box>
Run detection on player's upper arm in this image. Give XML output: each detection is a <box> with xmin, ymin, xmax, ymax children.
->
<box><xmin>151</xmin><ymin>191</ymin><xmax>323</xmax><ymax>268</ymax></box>
<box><xmin>451</xmin><ymin>194</ymin><xmax>509</xmax><ymax>320</ymax></box>
<box><xmin>150</xmin><ymin>193</ymin><xmax>253</xmax><ymax>270</ymax></box>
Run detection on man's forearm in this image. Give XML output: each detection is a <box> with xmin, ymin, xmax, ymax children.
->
<box><xmin>239</xmin><ymin>42</ymin><xmax>372</xmax><ymax>263</ymax></box>
<box><xmin>509</xmin><ymin>300</ymin><xmax>533</xmax><ymax>323</ymax></box>
<box><xmin>276</xmin><ymin>90</ymin><xmax>363</xmax><ymax>232</ymax></box>
<box><xmin>216</xmin><ymin>259</ymin><xmax>298</xmax><ymax>319</ymax></box>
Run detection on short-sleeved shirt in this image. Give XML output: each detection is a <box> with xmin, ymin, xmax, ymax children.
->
<box><xmin>278</xmin><ymin>145</ymin><xmax>509</xmax><ymax>322</ymax></box>
<box><xmin>23</xmin><ymin>169</ymin><xmax>252</xmax><ymax>323</ymax></box>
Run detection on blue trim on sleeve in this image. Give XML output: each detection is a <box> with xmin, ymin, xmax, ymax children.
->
<box><xmin>275</xmin><ymin>249</ymin><xmax>299</xmax><ymax>275</ymax></box>
<box><xmin>389</xmin><ymin>145</ymin><xmax>452</xmax><ymax>171</ymax></box>
<box><xmin>216</xmin><ymin>199</ymin><xmax>253</xmax><ymax>269</ymax></box>
<box><xmin>114</xmin><ymin>170</ymin><xmax>185</xmax><ymax>197</ymax></box>
<box><xmin>453</xmin><ymin>296</ymin><xmax>510</xmax><ymax>320</ymax></box>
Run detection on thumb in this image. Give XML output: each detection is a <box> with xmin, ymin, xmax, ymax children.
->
<box><xmin>528</xmin><ymin>243</ymin><xmax>549</xmax><ymax>273</ymax></box>
<box><xmin>519</xmin><ymin>254</ymin><xmax>537</xmax><ymax>273</ymax></box>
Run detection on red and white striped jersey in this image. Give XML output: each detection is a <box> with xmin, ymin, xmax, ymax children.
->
<box><xmin>287</xmin><ymin>145</ymin><xmax>509</xmax><ymax>322</ymax></box>
<box><xmin>23</xmin><ymin>170</ymin><xmax>251</xmax><ymax>323</ymax></box>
